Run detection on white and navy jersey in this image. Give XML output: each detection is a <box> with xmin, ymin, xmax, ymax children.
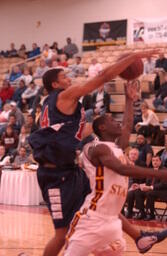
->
<box><xmin>81</xmin><ymin>140</ymin><xmax>129</xmax><ymax>217</ymax></box>
<box><xmin>29</xmin><ymin>89</ymin><xmax>85</xmax><ymax>167</ymax></box>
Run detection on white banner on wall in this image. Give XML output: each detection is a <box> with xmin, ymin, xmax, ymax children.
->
<box><xmin>133</xmin><ymin>19</ymin><xmax>167</xmax><ymax>43</ymax></box>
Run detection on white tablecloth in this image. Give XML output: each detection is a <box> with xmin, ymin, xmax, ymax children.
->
<box><xmin>0</xmin><ymin>170</ymin><xmax>43</xmax><ymax>206</ymax></box>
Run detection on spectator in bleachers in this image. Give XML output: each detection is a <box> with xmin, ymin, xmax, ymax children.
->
<box><xmin>83</xmin><ymin>85</ymin><xmax>110</xmax><ymax>123</ymax></box>
<box><xmin>133</xmin><ymin>81</ymin><xmax>142</xmax><ymax>130</ymax></box>
<box><xmin>18</xmin><ymin>44</ymin><xmax>27</xmax><ymax>59</ymax></box>
<box><xmin>63</xmin><ymin>37</ymin><xmax>78</xmax><ymax>58</ymax></box>
<box><xmin>7</xmin><ymin>43</ymin><xmax>18</xmax><ymax>58</ymax></box>
<box><xmin>144</xmin><ymin>57</ymin><xmax>155</xmax><ymax>74</ymax></box>
<box><xmin>33</xmin><ymin>59</ymin><xmax>49</xmax><ymax>79</ymax></box>
<box><xmin>17</xmin><ymin>125</ymin><xmax>31</xmax><ymax>154</ymax></box>
<box><xmin>153</xmin><ymin>72</ymin><xmax>167</xmax><ymax>112</ymax></box>
<box><xmin>67</xmin><ymin>56</ymin><xmax>85</xmax><ymax>77</ymax></box>
<box><xmin>154</xmin><ymin>53</ymin><xmax>167</xmax><ymax>91</ymax></box>
<box><xmin>21</xmin><ymin>81</ymin><xmax>39</xmax><ymax>110</ymax></box>
<box><xmin>27</xmin><ymin>43</ymin><xmax>40</xmax><ymax>58</ymax></box>
<box><xmin>8</xmin><ymin>114</ymin><xmax>20</xmax><ymax>134</ymax></box>
<box><xmin>0</xmin><ymin>103</ymin><xmax>11</xmax><ymax>125</ymax></box>
<box><xmin>20</xmin><ymin>67</ymin><xmax>32</xmax><ymax>86</ymax></box>
<box><xmin>31</xmin><ymin>87</ymin><xmax>48</xmax><ymax>115</ymax></box>
<box><xmin>12</xmin><ymin>146</ymin><xmax>29</xmax><ymax>169</ymax></box>
<box><xmin>135</xmin><ymin>102</ymin><xmax>160</xmax><ymax>144</ymax></box>
<box><xmin>134</xmin><ymin>155</ymin><xmax>167</xmax><ymax>221</ymax></box>
<box><xmin>26</xmin><ymin>114</ymin><xmax>38</xmax><ymax>133</ymax></box>
<box><xmin>88</xmin><ymin>58</ymin><xmax>102</xmax><ymax>78</ymax></box>
<box><xmin>9</xmin><ymin>66</ymin><xmax>22</xmax><ymax>83</ymax></box>
<box><xmin>12</xmin><ymin>80</ymin><xmax>27</xmax><ymax>108</ymax></box>
<box><xmin>9</xmin><ymin>101</ymin><xmax>25</xmax><ymax>128</ymax></box>
<box><xmin>42</xmin><ymin>44</ymin><xmax>54</xmax><ymax>63</ymax></box>
<box><xmin>51</xmin><ymin>41</ymin><xmax>62</xmax><ymax>54</ymax></box>
<box><xmin>125</xmin><ymin>148</ymin><xmax>146</xmax><ymax>218</ymax></box>
<box><xmin>0</xmin><ymin>80</ymin><xmax>14</xmax><ymax>109</ymax></box>
<box><xmin>1</xmin><ymin>125</ymin><xmax>18</xmax><ymax>154</ymax></box>
<box><xmin>134</xmin><ymin>133</ymin><xmax>153</xmax><ymax>167</ymax></box>
<box><xmin>59</xmin><ymin>54</ymin><xmax>68</xmax><ymax>67</ymax></box>
<box><xmin>0</xmin><ymin>145</ymin><xmax>11</xmax><ymax>167</ymax></box>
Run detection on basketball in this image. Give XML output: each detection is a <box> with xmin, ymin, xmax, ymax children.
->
<box><xmin>119</xmin><ymin>57</ymin><xmax>144</xmax><ymax>80</ymax></box>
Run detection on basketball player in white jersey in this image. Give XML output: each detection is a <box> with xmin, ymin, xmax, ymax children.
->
<box><xmin>64</xmin><ymin>82</ymin><xmax>167</xmax><ymax>256</ymax></box>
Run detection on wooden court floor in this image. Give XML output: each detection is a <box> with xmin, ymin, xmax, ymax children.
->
<box><xmin>0</xmin><ymin>205</ymin><xmax>167</xmax><ymax>256</ymax></box>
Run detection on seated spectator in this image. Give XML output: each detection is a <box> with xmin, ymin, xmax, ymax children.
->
<box><xmin>42</xmin><ymin>44</ymin><xmax>54</xmax><ymax>63</ymax></box>
<box><xmin>63</xmin><ymin>37</ymin><xmax>78</xmax><ymax>58</ymax></box>
<box><xmin>0</xmin><ymin>80</ymin><xmax>14</xmax><ymax>109</ymax></box>
<box><xmin>21</xmin><ymin>81</ymin><xmax>39</xmax><ymax>110</ymax></box>
<box><xmin>134</xmin><ymin>155</ymin><xmax>167</xmax><ymax>220</ymax></box>
<box><xmin>125</xmin><ymin>148</ymin><xmax>146</xmax><ymax>218</ymax></box>
<box><xmin>88</xmin><ymin>58</ymin><xmax>102</xmax><ymax>78</ymax></box>
<box><xmin>26</xmin><ymin>114</ymin><xmax>38</xmax><ymax>133</ymax></box>
<box><xmin>136</xmin><ymin>102</ymin><xmax>160</xmax><ymax>144</ymax></box>
<box><xmin>31</xmin><ymin>87</ymin><xmax>48</xmax><ymax>115</ymax></box>
<box><xmin>133</xmin><ymin>133</ymin><xmax>153</xmax><ymax>167</ymax></box>
<box><xmin>154</xmin><ymin>53</ymin><xmax>167</xmax><ymax>91</ymax></box>
<box><xmin>0</xmin><ymin>103</ymin><xmax>11</xmax><ymax>125</ymax></box>
<box><xmin>17</xmin><ymin>125</ymin><xmax>31</xmax><ymax>154</ymax></box>
<box><xmin>20</xmin><ymin>67</ymin><xmax>32</xmax><ymax>86</ymax></box>
<box><xmin>1</xmin><ymin>125</ymin><xmax>18</xmax><ymax>155</ymax></box>
<box><xmin>67</xmin><ymin>56</ymin><xmax>85</xmax><ymax>77</ymax></box>
<box><xmin>27</xmin><ymin>43</ymin><xmax>40</xmax><ymax>58</ymax></box>
<box><xmin>9</xmin><ymin>66</ymin><xmax>22</xmax><ymax>83</ymax></box>
<box><xmin>9</xmin><ymin>101</ymin><xmax>25</xmax><ymax>128</ymax></box>
<box><xmin>50</xmin><ymin>41</ymin><xmax>62</xmax><ymax>54</ymax></box>
<box><xmin>8</xmin><ymin>114</ymin><xmax>20</xmax><ymax>134</ymax></box>
<box><xmin>7</xmin><ymin>43</ymin><xmax>18</xmax><ymax>58</ymax></box>
<box><xmin>144</xmin><ymin>57</ymin><xmax>155</xmax><ymax>74</ymax></box>
<box><xmin>0</xmin><ymin>145</ymin><xmax>11</xmax><ymax>167</ymax></box>
<box><xmin>33</xmin><ymin>59</ymin><xmax>49</xmax><ymax>79</ymax></box>
<box><xmin>84</xmin><ymin>85</ymin><xmax>111</xmax><ymax>123</ymax></box>
<box><xmin>18</xmin><ymin>44</ymin><xmax>27</xmax><ymax>59</ymax></box>
<box><xmin>59</xmin><ymin>54</ymin><xmax>68</xmax><ymax>67</ymax></box>
<box><xmin>12</xmin><ymin>80</ymin><xmax>27</xmax><ymax>108</ymax></box>
<box><xmin>153</xmin><ymin>72</ymin><xmax>167</xmax><ymax>111</ymax></box>
<box><xmin>12</xmin><ymin>146</ymin><xmax>30</xmax><ymax>169</ymax></box>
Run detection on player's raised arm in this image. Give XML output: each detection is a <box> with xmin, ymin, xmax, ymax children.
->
<box><xmin>89</xmin><ymin>143</ymin><xmax>167</xmax><ymax>181</ymax></box>
<box><xmin>57</xmin><ymin>50</ymin><xmax>159</xmax><ymax>114</ymax></box>
<box><xmin>117</xmin><ymin>80</ymin><xmax>139</xmax><ymax>150</ymax></box>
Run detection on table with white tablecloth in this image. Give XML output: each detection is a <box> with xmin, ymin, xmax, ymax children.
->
<box><xmin>0</xmin><ymin>170</ymin><xmax>43</xmax><ymax>206</ymax></box>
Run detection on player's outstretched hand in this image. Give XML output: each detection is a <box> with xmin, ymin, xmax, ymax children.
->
<box><xmin>134</xmin><ymin>49</ymin><xmax>161</xmax><ymax>59</ymax></box>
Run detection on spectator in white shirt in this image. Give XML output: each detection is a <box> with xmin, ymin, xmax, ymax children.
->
<box><xmin>144</xmin><ymin>57</ymin><xmax>155</xmax><ymax>74</ymax></box>
<box><xmin>20</xmin><ymin>68</ymin><xmax>32</xmax><ymax>86</ymax></box>
<box><xmin>0</xmin><ymin>145</ymin><xmax>10</xmax><ymax>166</ymax></box>
<box><xmin>88</xmin><ymin>58</ymin><xmax>102</xmax><ymax>78</ymax></box>
<box><xmin>33</xmin><ymin>59</ymin><xmax>49</xmax><ymax>79</ymax></box>
<box><xmin>21</xmin><ymin>81</ymin><xmax>39</xmax><ymax>109</ymax></box>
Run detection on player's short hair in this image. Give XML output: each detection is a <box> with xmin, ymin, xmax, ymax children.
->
<box><xmin>43</xmin><ymin>68</ymin><xmax>63</xmax><ymax>93</ymax></box>
<box><xmin>92</xmin><ymin>115</ymin><xmax>107</xmax><ymax>138</ymax></box>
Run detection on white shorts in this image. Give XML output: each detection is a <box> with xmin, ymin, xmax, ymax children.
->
<box><xmin>64</xmin><ymin>209</ymin><xmax>126</xmax><ymax>256</ymax></box>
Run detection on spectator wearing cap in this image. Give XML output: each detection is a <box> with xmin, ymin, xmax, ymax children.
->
<box><xmin>9</xmin><ymin>101</ymin><xmax>25</xmax><ymax>128</ymax></box>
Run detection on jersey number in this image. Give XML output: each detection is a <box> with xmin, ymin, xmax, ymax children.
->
<box><xmin>40</xmin><ymin>106</ymin><xmax>50</xmax><ymax>128</ymax></box>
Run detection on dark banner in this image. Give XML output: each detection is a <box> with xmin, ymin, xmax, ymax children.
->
<box><xmin>82</xmin><ymin>19</ymin><xmax>127</xmax><ymax>51</ymax></box>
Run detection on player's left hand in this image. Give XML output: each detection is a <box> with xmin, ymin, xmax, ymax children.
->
<box><xmin>125</xmin><ymin>80</ymin><xmax>140</xmax><ymax>101</ymax></box>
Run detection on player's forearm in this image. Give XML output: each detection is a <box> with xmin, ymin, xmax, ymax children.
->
<box><xmin>118</xmin><ymin>97</ymin><xmax>133</xmax><ymax>149</ymax></box>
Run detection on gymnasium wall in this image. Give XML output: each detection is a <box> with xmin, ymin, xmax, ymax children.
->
<box><xmin>0</xmin><ymin>0</ymin><xmax>167</xmax><ymax>51</ymax></box>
